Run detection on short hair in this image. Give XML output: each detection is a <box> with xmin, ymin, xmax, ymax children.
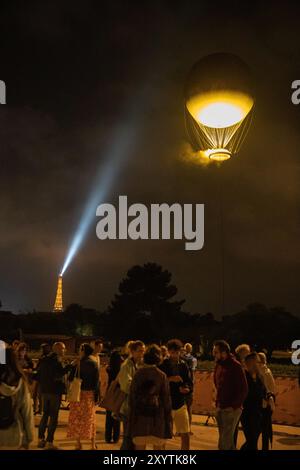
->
<box><xmin>144</xmin><ymin>344</ymin><xmax>162</xmax><ymax>365</ymax></box>
<box><xmin>184</xmin><ymin>343</ymin><xmax>193</xmax><ymax>353</ymax></box>
<box><xmin>235</xmin><ymin>344</ymin><xmax>251</xmax><ymax>359</ymax></box>
<box><xmin>258</xmin><ymin>352</ymin><xmax>267</xmax><ymax>364</ymax></box>
<box><xmin>40</xmin><ymin>343</ymin><xmax>50</xmax><ymax>353</ymax></box>
<box><xmin>213</xmin><ymin>340</ymin><xmax>230</xmax><ymax>354</ymax></box>
<box><xmin>167</xmin><ymin>339</ymin><xmax>183</xmax><ymax>352</ymax></box>
<box><xmin>80</xmin><ymin>343</ymin><xmax>94</xmax><ymax>357</ymax></box>
<box><xmin>245</xmin><ymin>352</ymin><xmax>258</xmax><ymax>363</ymax></box>
<box><xmin>128</xmin><ymin>340</ymin><xmax>145</xmax><ymax>352</ymax></box>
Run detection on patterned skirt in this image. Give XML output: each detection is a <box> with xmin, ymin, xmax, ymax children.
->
<box><xmin>67</xmin><ymin>390</ymin><xmax>96</xmax><ymax>440</ymax></box>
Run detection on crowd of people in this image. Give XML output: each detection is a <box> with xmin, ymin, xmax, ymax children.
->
<box><xmin>0</xmin><ymin>337</ymin><xmax>276</xmax><ymax>451</ymax></box>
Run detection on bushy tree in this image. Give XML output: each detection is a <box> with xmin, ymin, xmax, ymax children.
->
<box><xmin>107</xmin><ymin>262</ymin><xmax>186</xmax><ymax>342</ymax></box>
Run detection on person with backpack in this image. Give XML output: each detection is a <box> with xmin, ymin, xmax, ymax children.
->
<box><xmin>128</xmin><ymin>344</ymin><xmax>172</xmax><ymax>450</ymax></box>
<box><xmin>0</xmin><ymin>346</ymin><xmax>34</xmax><ymax>449</ymax></box>
<box><xmin>159</xmin><ymin>339</ymin><xmax>193</xmax><ymax>450</ymax></box>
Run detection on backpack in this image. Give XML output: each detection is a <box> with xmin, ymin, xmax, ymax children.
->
<box><xmin>135</xmin><ymin>379</ymin><xmax>160</xmax><ymax>417</ymax></box>
<box><xmin>0</xmin><ymin>393</ymin><xmax>16</xmax><ymax>429</ymax></box>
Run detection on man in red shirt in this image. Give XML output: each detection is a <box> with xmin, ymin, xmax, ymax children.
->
<box><xmin>213</xmin><ymin>340</ymin><xmax>248</xmax><ymax>450</ymax></box>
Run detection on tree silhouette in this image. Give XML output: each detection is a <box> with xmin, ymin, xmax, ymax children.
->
<box><xmin>216</xmin><ymin>303</ymin><xmax>300</xmax><ymax>358</ymax></box>
<box><xmin>1</xmin><ymin>267</ymin><xmax>299</xmax><ymax>356</ymax></box>
<box><xmin>107</xmin><ymin>262</ymin><xmax>186</xmax><ymax>342</ymax></box>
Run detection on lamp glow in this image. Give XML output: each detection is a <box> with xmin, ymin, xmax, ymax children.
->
<box><xmin>184</xmin><ymin>53</ymin><xmax>255</xmax><ymax>162</ymax></box>
<box><xmin>186</xmin><ymin>91</ymin><xmax>253</xmax><ymax>128</ymax></box>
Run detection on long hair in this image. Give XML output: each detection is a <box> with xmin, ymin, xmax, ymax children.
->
<box><xmin>109</xmin><ymin>350</ymin><xmax>123</xmax><ymax>375</ymax></box>
<box><xmin>0</xmin><ymin>346</ymin><xmax>25</xmax><ymax>387</ymax></box>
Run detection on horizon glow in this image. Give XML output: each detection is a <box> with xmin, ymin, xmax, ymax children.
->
<box><xmin>60</xmin><ymin>105</ymin><xmax>142</xmax><ymax>277</ymax></box>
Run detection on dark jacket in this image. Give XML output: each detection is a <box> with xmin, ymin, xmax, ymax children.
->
<box><xmin>214</xmin><ymin>354</ymin><xmax>248</xmax><ymax>409</ymax></box>
<box><xmin>106</xmin><ymin>351</ymin><xmax>123</xmax><ymax>386</ymax></box>
<box><xmin>243</xmin><ymin>371</ymin><xmax>266</xmax><ymax>414</ymax></box>
<box><xmin>37</xmin><ymin>352</ymin><xmax>71</xmax><ymax>395</ymax></box>
<box><xmin>69</xmin><ymin>357</ymin><xmax>99</xmax><ymax>401</ymax></box>
<box><xmin>159</xmin><ymin>358</ymin><xmax>193</xmax><ymax>410</ymax></box>
<box><xmin>128</xmin><ymin>365</ymin><xmax>173</xmax><ymax>439</ymax></box>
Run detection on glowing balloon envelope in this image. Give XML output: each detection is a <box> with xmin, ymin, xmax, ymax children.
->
<box><xmin>185</xmin><ymin>53</ymin><xmax>254</xmax><ymax>161</ymax></box>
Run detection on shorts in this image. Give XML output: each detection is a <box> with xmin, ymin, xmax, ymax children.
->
<box><xmin>133</xmin><ymin>436</ymin><xmax>166</xmax><ymax>447</ymax></box>
<box><xmin>172</xmin><ymin>404</ymin><xmax>190</xmax><ymax>434</ymax></box>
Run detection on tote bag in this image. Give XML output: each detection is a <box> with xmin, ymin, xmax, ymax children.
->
<box><xmin>67</xmin><ymin>362</ymin><xmax>82</xmax><ymax>403</ymax></box>
<box><xmin>100</xmin><ymin>375</ymin><xmax>126</xmax><ymax>414</ymax></box>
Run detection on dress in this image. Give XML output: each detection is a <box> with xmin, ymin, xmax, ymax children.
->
<box><xmin>67</xmin><ymin>390</ymin><xmax>96</xmax><ymax>439</ymax></box>
<box><xmin>67</xmin><ymin>357</ymin><xmax>99</xmax><ymax>440</ymax></box>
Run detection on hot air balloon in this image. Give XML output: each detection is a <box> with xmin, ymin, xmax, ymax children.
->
<box><xmin>185</xmin><ymin>53</ymin><xmax>254</xmax><ymax>161</ymax></box>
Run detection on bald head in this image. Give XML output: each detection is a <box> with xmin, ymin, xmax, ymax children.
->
<box><xmin>52</xmin><ymin>342</ymin><xmax>66</xmax><ymax>357</ymax></box>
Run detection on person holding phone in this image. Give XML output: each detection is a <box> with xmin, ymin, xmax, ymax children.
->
<box><xmin>160</xmin><ymin>339</ymin><xmax>193</xmax><ymax>450</ymax></box>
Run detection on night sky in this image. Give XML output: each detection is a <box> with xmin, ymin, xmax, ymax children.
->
<box><xmin>1</xmin><ymin>0</ymin><xmax>300</xmax><ymax>317</ymax></box>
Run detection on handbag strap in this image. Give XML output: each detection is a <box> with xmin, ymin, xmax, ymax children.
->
<box><xmin>75</xmin><ymin>359</ymin><xmax>81</xmax><ymax>378</ymax></box>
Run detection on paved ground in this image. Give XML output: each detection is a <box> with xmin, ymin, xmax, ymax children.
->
<box><xmin>32</xmin><ymin>408</ymin><xmax>300</xmax><ymax>451</ymax></box>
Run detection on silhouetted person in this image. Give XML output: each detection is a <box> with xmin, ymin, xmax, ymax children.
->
<box><xmin>33</xmin><ymin>343</ymin><xmax>51</xmax><ymax>414</ymax></box>
<box><xmin>105</xmin><ymin>350</ymin><xmax>123</xmax><ymax>444</ymax></box>
<box><xmin>240</xmin><ymin>353</ymin><xmax>266</xmax><ymax>450</ymax></box>
<box><xmin>37</xmin><ymin>342</ymin><xmax>71</xmax><ymax>449</ymax></box>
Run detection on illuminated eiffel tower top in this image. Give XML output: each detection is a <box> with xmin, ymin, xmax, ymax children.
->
<box><xmin>53</xmin><ymin>275</ymin><xmax>63</xmax><ymax>313</ymax></box>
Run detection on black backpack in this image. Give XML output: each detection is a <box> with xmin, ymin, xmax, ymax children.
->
<box><xmin>0</xmin><ymin>393</ymin><xmax>16</xmax><ymax>429</ymax></box>
<box><xmin>135</xmin><ymin>379</ymin><xmax>160</xmax><ymax>417</ymax></box>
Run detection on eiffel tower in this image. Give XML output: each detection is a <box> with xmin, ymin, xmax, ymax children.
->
<box><xmin>53</xmin><ymin>275</ymin><xmax>63</xmax><ymax>313</ymax></box>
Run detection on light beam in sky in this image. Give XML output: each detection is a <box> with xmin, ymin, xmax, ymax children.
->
<box><xmin>60</xmin><ymin>102</ymin><xmax>143</xmax><ymax>276</ymax></box>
